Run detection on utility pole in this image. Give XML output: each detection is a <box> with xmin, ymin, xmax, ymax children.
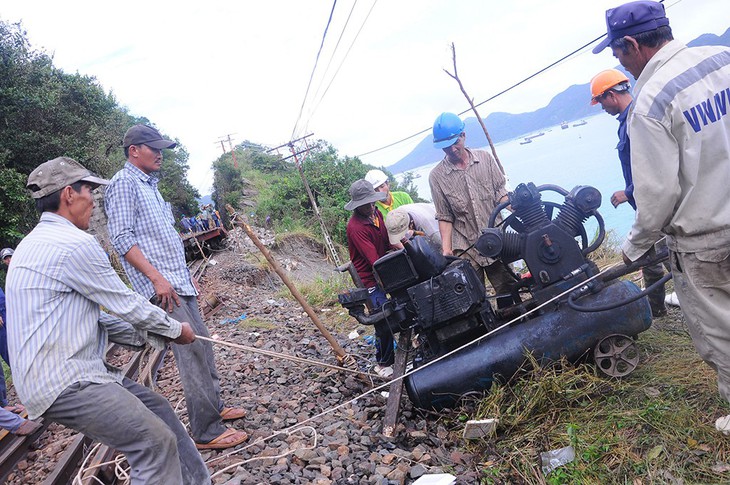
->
<box><xmin>267</xmin><ymin>134</ymin><xmax>342</xmax><ymax>266</ymax></box>
<box><xmin>216</xmin><ymin>133</ymin><xmax>238</xmax><ymax>168</ymax></box>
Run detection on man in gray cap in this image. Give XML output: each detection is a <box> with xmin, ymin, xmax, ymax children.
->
<box><xmin>7</xmin><ymin>157</ymin><xmax>209</xmax><ymax>484</ymax></box>
<box><xmin>105</xmin><ymin>124</ymin><xmax>248</xmax><ymax>450</ymax></box>
<box><xmin>345</xmin><ymin>179</ymin><xmax>395</xmax><ymax>377</ymax></box>
<box><xmin>594</xmin><ymin>1</ymin><xmax>730</xmax><ymax>433</ymax></box>
<box><xmin>0</xmin><ymin>248</ymin><xmax>13</xmax><ymax>267</ymax></box>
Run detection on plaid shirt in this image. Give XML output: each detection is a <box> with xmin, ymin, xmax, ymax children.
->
<box><xmin>428</xmin><ymin>148</ymin><xmax>507</xmax><ymax>266</ymax></box>
<box><xmin>105</xmin><ymin>162</ymin><xmax>197</xmax><ymax>299</ymax></box>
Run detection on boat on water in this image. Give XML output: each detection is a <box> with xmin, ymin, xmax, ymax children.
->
<box><xmin>525</xmin><ymin>132</ymin><xmax>545</xmax><ymax>140</ymax></box>
<box><xmin>560</xmin><ymin>121</ymin><xmax>569</xmax><ymax>130</ymax></box>
<box><xmin>519</xmin><ymin>139</ymin><xmax>533</xmax><ymax>145</ymax></box>
<box><xmin>572</xmin><ymin>120</ymin><xmax>588</xmax><ymax>127</ymax></box>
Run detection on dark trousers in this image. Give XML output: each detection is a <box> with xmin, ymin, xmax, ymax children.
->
<box><xmin>369</xmin><ymin>287</ymin><xmax>394</xmax><ymax>366</ymax></box>
<box><xmin>44</xmin><ymin>379</ymin><xmax>210</xmax><ymax>485</ymax></box>
<box><xmin>643</xmin><ymin>239</ymin><xmax>670</xmax><ymax>315</ymax></box>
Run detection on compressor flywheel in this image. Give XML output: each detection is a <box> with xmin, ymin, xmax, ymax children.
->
<box><xmin>594</xmin><ymin>334</ymin><xmax>640</xmax><ymax>377</ymax></box>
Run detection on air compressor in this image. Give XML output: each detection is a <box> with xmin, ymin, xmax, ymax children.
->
<box><xmin>339</xmin><ymin>182</ymin><xmax>666</xmax><ymax>410</ymax></box>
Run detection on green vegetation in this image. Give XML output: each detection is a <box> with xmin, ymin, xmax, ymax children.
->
<box><xmin>455</xmin><ymin>319</ymin><xmax>730</xmax><ymax>484</ymax></box>
<box><xmin>212</xmin><ymin>141</ymin><xmax>422</xmax><ymax>247</ymax></box>
<box><xmin>236</xmin><ymin>317</ymin><xmax>277</xmax><ymax>331</ymax></box>
<box><xmin>0</xmin><ymin>20</ymin><xmax>199</xmax><ymax>286</ymax></box>
<box><xmin>280</xmin><ymin>273</ymin><xmax>352</xmax><ymax>308</ymax></box>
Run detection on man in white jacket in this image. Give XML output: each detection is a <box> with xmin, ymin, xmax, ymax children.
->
<box><xmin>594</xmin><ymin>1</ymin><xmax>730</xmax><ymax>433</ymax></box>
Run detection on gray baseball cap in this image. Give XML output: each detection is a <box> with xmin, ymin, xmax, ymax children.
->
<box><xmin>27</xmin><ymin>157</ymin><xmax>109</xmax><ymax>199</ymax></box>
<box><xmin>385</xmin><ymin>208</ymin><xmax>412</xmax><ymax>244</ymax></box>
<box><xmin>123</xmin><ymin>124</ymin><xmax>177</xmax><ymax>149</ymax></box>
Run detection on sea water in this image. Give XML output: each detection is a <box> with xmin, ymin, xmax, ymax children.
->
<box><xmin>402</xmin><ymin>112</ymin><xmax>637</xmax><ymax>247</ymax></box>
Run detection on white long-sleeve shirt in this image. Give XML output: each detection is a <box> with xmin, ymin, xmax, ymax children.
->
<box><xmin>6</xmin><ymin>212</ymin><xmax>182</xmax><ymax>418</ymax></box>
<box><xmin>623</xmin><ymin>40</ymin><xmax>730</xmax><ymax>260</ymax></box>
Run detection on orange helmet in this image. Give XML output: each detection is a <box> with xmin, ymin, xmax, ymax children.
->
<box><xmin>590</xmin><ymin>69</ymin><xmax>630</xmax><ymax>105</ymax></box>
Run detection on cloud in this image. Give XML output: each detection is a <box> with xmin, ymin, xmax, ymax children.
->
<box><xmin>2</xmin><ymin>0</ymin><xmax>727</xmax><ymax>194</ymax></box>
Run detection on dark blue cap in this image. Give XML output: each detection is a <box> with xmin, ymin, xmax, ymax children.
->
<box><xmin>593</xmin><ymin>1</ymin><xmax>669</xmax><ymax>54</ymax></box>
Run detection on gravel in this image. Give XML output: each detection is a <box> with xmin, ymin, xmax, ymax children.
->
<box><xmin>6</xmin><ymin>229</ymin><xmax>481</xmax><ymax>484</ymax></box>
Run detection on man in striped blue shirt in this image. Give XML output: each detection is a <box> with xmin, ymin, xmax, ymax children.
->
<box><xmin>105</xmin><ymin>124</ymin><xmax>248</xmax><ymax>450</ymax></box>
<box><xmin>7</xmin><ymin>157</ymin><xmax>210</xmax><ymax>484</ymax></box>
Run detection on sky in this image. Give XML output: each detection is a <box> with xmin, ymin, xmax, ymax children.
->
<box><xmin>2</xmin><ymin>0</ymin><xmax>728</xmax><ymax>195</ymax></box>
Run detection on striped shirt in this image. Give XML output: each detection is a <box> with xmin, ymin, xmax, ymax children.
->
<box><xmin>105</xmin><ymin>161</ymin><xmax>196</xmax><ymax>299</ymax></box>
<box><xmin>6</xmin><ymin>212</ymin><xmax>181</xmax><ymax>419</ymax></box>
<box><xmin>429</xmin><ymin>148</ymin><xmax>507</xmax><ymax>266</ymax></box>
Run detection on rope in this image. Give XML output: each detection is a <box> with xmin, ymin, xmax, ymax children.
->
<box><xmin>199</xmin><ymin>262</ymin><xmax>621</xmax><ymax>474</ymax></box>
<box><xmin>73</xmin><ymin>442</ymin><xmax>132</xmax><ymax>485</ymax></box>
<box><xmin>207</xmin><ymin>426</ymin><xmax>319</xmax><ymax>479</ymax></box>
<box><xmin>196</xmin><ymin>335</ymin><xmax>377</xmax><ymax>379</ymax></box>
<box><xmin>75</xmin><ymin>262</ymin><xmax>620</xmax><ymax>480</ymax></box>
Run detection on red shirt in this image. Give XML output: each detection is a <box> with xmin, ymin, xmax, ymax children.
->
<box><xmin>346</xmin><ymin>210</ymin><xmax>392</xmax><ymax>288</ymax></box>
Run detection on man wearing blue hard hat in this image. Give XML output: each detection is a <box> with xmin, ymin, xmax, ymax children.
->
<box><xmin>595</xmin><ymin>1</ymin><xmax>730</xmax><ymax>434</ymax></box>
<box><xmin>428</xmin><ymin>112</ymin><xmax>518</xmax><ymax>308</ymax></box>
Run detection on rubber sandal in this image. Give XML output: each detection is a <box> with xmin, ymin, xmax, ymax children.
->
<box><xmin>195</xmin><ymin>428</ymin><xmax>248</xmax><ymax>450</ymax></box>
<box><xmin>220</xmin><ymin>407</ymin><xmax>247</xmax><ymax>421</ymax></box>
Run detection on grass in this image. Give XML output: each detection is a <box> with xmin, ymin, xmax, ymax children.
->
<box><xmin>277</xmin><ymin>273</ymin><xmax>354</xmax><ymax>330</ymax></box>
<box><xmin>438</xmin><ymin>313</ymin><xmax>730</xmax><ymax>484</ymax></box>
<box><xmin>235</xmin><ymin>316</ymin><xmax>277</xmax><ymax>331</ymax></box>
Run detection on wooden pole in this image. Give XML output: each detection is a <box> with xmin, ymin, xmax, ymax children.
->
<box><xmin>444</xmin><ymin>43</ymin><xmax>506</xmax><ymax>176</ymax></box>
<box><xmin>226</xmin><ymin>205</ymin><xmax>347</xmax><ymax>361</ymax></box>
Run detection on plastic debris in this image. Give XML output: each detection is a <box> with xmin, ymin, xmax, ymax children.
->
<box><xmin>412</xmin><ymin>473</ymin><xmax>456</xmax><ymax>485</ymax></box>
<box><xmin>463</xmin><ymin>418</ymin><xmax>498</xmax><ymax>439</ymax></box>
<box><xmin>348</xmin><ymin>330</ymin><xmax>360</xmax><ymax>339</ymax></box>
<box><xmin>219</xmin><ymin>313</ymin><xmax>247</xmax><ymax>324</ymax></box>
<box><xmin>665</xmin><ymin>291</ymin><xmax>680</xmax><ymax>307</ymax></box>
<box><xmin>540</xmin><ymin>446</ymin><xmax>575</xmax><ymax>475</ymax></box>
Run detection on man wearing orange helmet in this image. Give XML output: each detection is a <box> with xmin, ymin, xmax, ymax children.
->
<box><xmin>590</xmin><ymin>68</ymin><xmax>668</xmax><ymax>317</ymax></box>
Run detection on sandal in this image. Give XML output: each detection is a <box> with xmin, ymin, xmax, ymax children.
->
<box><xmin>220</xmin><ymin>407</ymin><xmax>247</xmax><ymax>421</ymax></box>
<box><xmin>195</xmin><ymin>428</ymin><xmax>248</xmax><ymax>450</ymax></box>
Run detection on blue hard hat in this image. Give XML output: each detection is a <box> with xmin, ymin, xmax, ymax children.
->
<box><xmin>432</xmin><ymin>112</ymin><xmax>465</xmax><ymax>149</ymax></box>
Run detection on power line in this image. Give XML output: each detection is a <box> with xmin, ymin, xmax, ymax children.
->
<box><xmin>353</xmin><ymin>0</ymin><xmax>674</xmax><ymax>160</ymax></box>
<box><xmin>308</xmin><ymin>0</ymin><xmax>360</xmax><ymax>108</ymax></box>
<box><xmin>307</xmin><ymin>0</ymin><xmax>379</xmax><ymax>127</ymax></box>
<box><xmin>290</xmin><ymin>0</ymin><xmax>339</xmax><ymax>141</ymax></box>
<box><xmin>356</xmin><ymin>33</ymin><xmax>606</xmax><ymax>159</ymax></box>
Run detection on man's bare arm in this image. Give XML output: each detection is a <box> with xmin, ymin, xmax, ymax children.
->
<box><xmin>438</xmin><ymin>220</ymin><xmax>454</xmax><ymax>256</ymax></box>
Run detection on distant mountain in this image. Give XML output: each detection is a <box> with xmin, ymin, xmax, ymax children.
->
<box><xmin>389</xmin><ymin>28</ymin><xmax>730</xmax><ymax>175</ymax></box>
<box><xmin>197</xmin><ymin>194</ymin><xmax>213</xmax><ymax>208</ymax></box>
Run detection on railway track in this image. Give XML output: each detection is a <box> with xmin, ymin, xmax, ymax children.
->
<box><xmin>0</xmin><ymin>258</ymin><xmax>217</xmax><ymax>483</ymax></box>
<box><xmin>0</xmin><ymin>344</ymin><xmax>166</xmax><ymax>484</ymax></box>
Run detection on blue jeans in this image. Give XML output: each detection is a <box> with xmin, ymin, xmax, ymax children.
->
<box><xmin>369</xmin><ymin>287</ymin><xmax>395</xmax><ymax>366</ymax></box>
<box><xmin>43</xmin><ymin>379</ymin><xmax>210</xmax><ymax>485</ymax></box>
